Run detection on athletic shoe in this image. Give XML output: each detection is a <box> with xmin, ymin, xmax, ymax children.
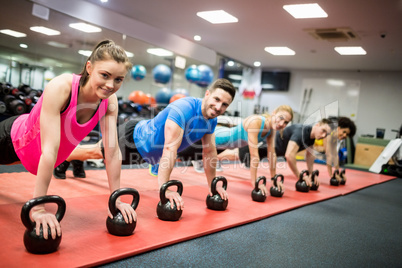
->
<box><xmin>192</xmin><ymin>160</ymin><xmax>204</xmax><ymax>173</ymax></box>
<box><xmin>149</xmin><ymin>163</ymin><xmax>159</xmax><ymax>177</ymax></box>
<box><xmin>53</xmin><ymin>161</ymin><xmax>70</xmax><ymax>179</ymax></box>
<box><xmin>71</xmin><ymin>160</ymin><xmax>86</xmax><ymax>178</ymax></box>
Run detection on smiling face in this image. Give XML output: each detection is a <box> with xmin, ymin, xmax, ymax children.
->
<box><xmin>201</xmin><ymin>88</ymin><xmax>233</xmax><ymax>119</ymax></box>
<box><xmin>337</xmin><ymin>127</ymin><xmax>351</xmax><ymax>140</ymax></box>
<box><xmin>86</xmin><ymin>59</ymin><xmax>128</xmax><ymax>99</ymax></box>
<box><xmin>271</xmin><ymin>110</ymin><xmax>292</xmax><ymax>130</ymax></box>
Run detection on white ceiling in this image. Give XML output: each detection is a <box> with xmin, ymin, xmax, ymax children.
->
<box><xmin>1</xmin><ymin>0</ymin><xmax>402</xmax><ymax>72</ymax></box>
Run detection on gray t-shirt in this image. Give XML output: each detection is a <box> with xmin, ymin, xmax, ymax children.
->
<box><xmin>275</xmin><ymin>124</ymin><xmax>315</xmax><ymax>156</ymax></box>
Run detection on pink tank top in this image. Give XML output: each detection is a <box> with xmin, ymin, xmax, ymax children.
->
<box><xmin>11</xmin><ymin>74</ymin><xmax>108</xmax><ymax>175</ymax></box>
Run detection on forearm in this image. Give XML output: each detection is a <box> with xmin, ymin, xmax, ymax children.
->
<box><xmin>267</xmin><ymin>147</ymin><xmax>277</xmax><ymax>178</ymax></box>
<box><xmin>104</xmin><ymin>150</ymin><xmax>122</xmax><ymax>193</ymax></box>
<box><xmin>203</xmin><ymin>148</ymin><xmax>217</xmax><ymax>189</ymax></box>
<box><xmin>249</xmin><ymin>153</ymin><xmax>259</xmax><ymax>187</ymax></box>
<box><xmin>34</xmin><ymin>153</ymin><xmax>57</xmax><ymax>198</ymax></box>
<box><xmin>158</xmin><ymin>148</ymin><xmax>177</xmax><ymax>188</ymax></box>
<box><xmin>286</xmin><ymin>154</ymin><xmax>299</xmax><ymax>178</ymax></box>
<box><xmin>305</xmin><ymin>150</ymin><xmax>315</xmax><ymax>173</ymax></box>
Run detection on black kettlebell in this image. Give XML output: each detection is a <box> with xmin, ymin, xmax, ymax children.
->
<box><xmin>157</xmin><ymin>180</ymin><xmax>183</xmax><ymax>221</ymax></box>
<box><xmin>310</xmin><ymin>170</ymin><xmax>320</xmax><ymax>191</ymax></box>
<box><xmin>270</xmin><ymin>174</ymin><xmax>285</xmax><ymax>197</ymax></box>
<box><xmin>206</xmin><ymin>176</ymin><xmax>228</xmax><ymax>211</ymax></box>
<box><xmin>106</xmin><ymin>188</ymin><xmax>140</xmax><ymax>236</ymax></box>
<box><xmin>20</xmin><ymin>195</ymin><xmax>66</xmax><ymax>254</ymax></box>
<box><xmin>251</xmin><ymin>176</ymin><xmax>267</xmax><ymax>202</ymax></box>
<box><xmin>330</xmin><ymin>169</ymin><xmax>340</xmax><ymax>186</ymax></box>
<box><xmin>340</xmin><ymin>169</ymin><xmax>346</xmax><ymax>185</ymax></box>
<box><xmin>296</xmin><ymin>170</ymin><xmax>310</xmax><ymax>192</ymax></box>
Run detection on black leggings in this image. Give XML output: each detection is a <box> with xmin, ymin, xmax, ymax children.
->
<box><xmin>0</xmin><ymin>116</ymin><xmax>20</xmax><ymax>164</ymax></box>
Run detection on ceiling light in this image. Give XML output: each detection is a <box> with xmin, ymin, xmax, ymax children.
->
<box><xmin>327</xmin><ymin>79</ymin><xmax>345</xmax><ymax>86</ymax></box>
<box><xmin>334</xmin><ymin>46</ymin><xmax>367</xmax><ymax>55</ymax></box>
<box><xmin>228</xmin><ymin>74</ymin><xmax>242</xmax><ymax>81</ymax></box>
<box><xmin>47</xmin><ymin>41</ymin><xmax>69</xmax><ymax>48</ymax></box>
<box><xmin>0</xmin><ymin>29</ymin><xmax>26</xmax><ymax>38</ymax></box>
<box><xmin>19</xmin><ymin>44</ymin><xmax>28</xmax><ymax>49</ymax></box>
<box><xmin>227</xmin><ymin>60</ymin><xmax>234</xmax><ymax>67</ymax></box>
<box><xmin>125</xmin><ymin>51</ymin><xmax>134</xmax><ymax>58</ymax></box>
<box><xmin>30</xmin><ymin>26</ymin><xmax>60</xmax><ymax>36</ymax></box>
<box><xmin>283</xmin><ymin>3</ymin><xmax>328</xmax><ymax>19</ymax></box>
<box><xmin>78</xmin><ymin>50</ymin><xmax>92</xmax><ymax>57</ymax></box>
<box><xmin>100</xmin><ymin>0</ymin><xmax>108</xmax><ymax>2</ymax></box>
<box><xmin>147</xmin><ymin>48</ymin><xmax>173</xmax><ymax>57</ymax></box>
<box><xmin>69</xmin><ymin>23</ymin><xmax>102</xmax><ymax>33</ymax></box>
<box><xmin>254</xmin><ymin>61</ymin><xmax>261</xmax><ymax>67</ymax></box>
<box><xmin>197</xmin><ymin>10</ymin><xmax>238</xmax><ymax>24</ymax></box>
<box><xmin>264</xmin><ymin>47</ymin><xmax>296</xmax><ymax>56</ymax></box>
<box><xmin>194</xmin><ymin>35</ymin><xmax>201</xmax><ymax>41</ymax></box>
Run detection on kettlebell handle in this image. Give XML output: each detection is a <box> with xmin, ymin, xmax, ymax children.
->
<box><xmin>108</xmin><ymin>188</ymin><xmax>140</xmax><ymax>217</ymax></box>
<box><xmin>211</xmin><ymin>176</ymin><xmax>227</xmax><ymax>195</ymax></box>
<box><xmin>159</xmin><ymin>180</ymin><xmax>183</xmax><ymax>204</ymax></box>
<box><xmin>254</xmin><ymin>176</ymin><xmax>267</xmax><ymax>191</ymax></box>
<box><xmin>299</xmin><ymin>170</ymin><xmax>310</xmax><ymax>181</ymax></box>
<box><xmin>333</xmin><ymin>169</ymin><xmax>340</xmax><ymax>177</ymax></box>
<box><xmin>340</xmin><ymin>169</ymin><xmax>346</xmax><ymax>177</ymax></box>
<box><xmin>271</xmin><ymin>174</ymin><xmax>284</xmax><ymax>187</ymax></box>
<box><xmin>20</xmin><ymin>195</ymin><xmax>66</xmax><ymax>230</ymax></box>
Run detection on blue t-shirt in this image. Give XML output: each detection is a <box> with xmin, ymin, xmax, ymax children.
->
<box><xmin>133</xmin><ymin>97</ymin><xmax>217</xmax><ymax>164</ymax></box>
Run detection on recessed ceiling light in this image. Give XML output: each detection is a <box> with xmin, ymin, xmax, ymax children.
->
<box><xmin>194</xmin><ymin>35</ymin><xmax>201</xmax><ymax>41</ymax></box>
<box><xmin>125</xmin><ymin>51</ymin><xmax>134</xmax><ymax>58</ymax></box>
<box><xmin>283</xmin><ymin>3</ymin><xmax>328</xmax><ymax>19</ymax></box>
<box><xmin>254</xmin><ymin>61</ymin><xmax>261</xmax><ymax>67</ymax></box>
<box><xmin>69</xmin><ymin>23</ymin><xmax>102</xmax><ymax>33</ymax></box>
<box><xmin>30</xmin><ymin>26</ymin><xmax>60</xmax><ymax>36</ymax></box>
<box><xmin>100</xmin><ymin>0</ymin><xmax>108</xmax><ymax>3</ymax></box>
<box><xmin>19</xmin><ymin>44</ymin><xmax>28</xmax><ymax>49</ymax></box>
<box><xmin>264</xmin><ymin>47</ymin><xmax>296</xmax><ymax>56</ymax></box>
<box><xmin>334</xmin><ymin>46</ymin><xmax>366</xmax><ymax>55</ymax></box>
<box><xmin>0</xmin><ymin>29</ymin><xmax>27</xmax><ymax>38</ymax></box>
<box><xmin>197</xmin><ymin>10</ymin><xmax>238</xmax><ymax>24</ymax></box>
<box><xmin>228</xmin><ymin>74</ymin><xmax>242</xmax><ymax>81</ymax></box>
<box><xmin>227</xmin><ymin>61</ymin><xmax>234</xmax><ymax>67</ymax></box>
<box><xmin>78</xmin><ymin>50</ymin><xmax>92</xmax><ymax>57</ymax></box>
<box><xmin>47</xmin><ymin>41</ymin><xmax>69</xmax><ymax>48</ymax></box>
<box><xmin>147</xmin><ymin>48</ymin><xmax>173</xmax><ymax>57</ymax></box>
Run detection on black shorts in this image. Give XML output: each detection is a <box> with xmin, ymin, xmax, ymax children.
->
<box><xmin>0</xmin><ymin>116</ymin><xmax>20</xmax><ymax>164</ymax></box>
<box><xmin>238</xmin><ymin>143</ymin><xmax>269</xmax><ymax>167</ymax></box>
<box><xmin>101</xmin><ymin>118</ymin><xmax>145</xmax><ymax>165</ymax></box>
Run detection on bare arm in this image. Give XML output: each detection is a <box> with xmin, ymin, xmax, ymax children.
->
<box><xmin>266</xmin><ymin>130</ymin><xmax>278</xmax><ymax>190</ymax></box>
<box><xmin>101</xmin><ymin>95</ymin><xmax>136</xmax><ymax>223</ymax></box>
<box><xmin>32</xmin><ymin>74</ymin><xmax>72</xmax><ymax>239</ymax></box>
<box><xmin>158</xmin><ymin>119</ymin><xmax>184</xmax><ymax>209</ymax></box>
<box><xmin>284</xmin><ymin>140</ymin><xmax>301</xmax><ymax>179</ymax></box>
<box><xmin>325</xmin><ymin>135</ymin><xmax>339</xmax><ymax>177</ymax></box>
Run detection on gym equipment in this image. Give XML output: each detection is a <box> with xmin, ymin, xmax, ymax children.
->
<box><xmin>20</xmin><ymin>195</ymin><xmax>66</xmax><ymax>254</ymax></box>
<box><xmin>0</xmin><ymin>101</ymin><xmax>6</xmax><ymax>114</ymax></box>
<box><xmin>128</xmin><ymin>90</ymin><xmax>147</xmax><ymax>105</ymax></box>
<box><xmin>340</xmin><ymin>169</ymin><xmax>346</xmax><ymax>185</ymax></box>
<box><xmin>206</xmin><ymin>176</ymin><xmax>228</xmax><ymax>211</ymax></box>
<box><xmin>155</xmin><ymin>87</ymin><xmax>173</xmax><ymax>104</ymax></box>
<box><xmin>270</xmin><ymin>174</ymin><xmax>284</xmax><ymax>197</ymax></box>
<box><xmin>369</xmin><ymin>138</ymin><xmax>402</xmax><ymax>173</ymax></box>
<box><xmin>156</xmin><ymin>180</ymin><xmax>183</xmax><ymax>221</ymax></box>
<box><xmin>296</xmin><ymin>170</ymin><xmax>310</xmax><ymax>192</ymax></box>
<box><xmin>330</xmin><ymin>169</ymin><xmax>340</xmax><ymax>186</ymax></box>
<box><xmin>173</xmin><ymin>88</ymin><xmax>189</xmax><ymax>96</ymax></box>
<box><xmin>106</xmin><ymin>188</ymin><xmax>140</xmax><ymax>236</ymax></box>
<box><xmin>152</xmin><ymin>64</ymin><xmax>172</xmax><ymax>84</ymax></box>
<box><xmin>145</xmin><ymin>93</ymin><xmax>156</xmax><ymax>106</ymax></box>
<box><xmin>195</xmin><ymin>65</ymin><xmax>214</xmax><ymax>87</ymax></box>
<box><xmin>3</xmin><ymin>95</ymin><xmax>27</xmax><ymax>115</ymax></box>
<box><xmin>185</xmin><ymin>65</ymin><xmax>201</xmax><ymax>83</ymax></box>
<box><xmin>310</xmin><ymin>170</ymin><xmax>320</xmax><ymax>190</ymax></box>
<box><xmin>251</xmin><ymin>176</ymin><xmax>267</xmax><ymax>202</ymax></box>
<box><xmin>131</xmin><ymin>65</ymin><xmax>146</xmax><ymax>81</ymax></box>
<box><xmin>169</xmin><ymin>93</ymin><xmax>186</xmax><ymax>103</ymax></box>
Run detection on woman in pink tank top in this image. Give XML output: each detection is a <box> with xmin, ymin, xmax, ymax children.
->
<box><xmin>0</xmin><ymin>40</ymin><xmax>136</xmax><ymax>240</ymax></box>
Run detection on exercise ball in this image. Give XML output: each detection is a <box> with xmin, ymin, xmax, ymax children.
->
<box><xmin>169</xmin><ymin>93</ymin><xmax>187</xmax><ymax>103</ymax></box>
<box><xmin>155</xmin><ymin>88</ymin><xmax>172</xmax><ymax>104</ymax></box>
<box><xmin>152</xmin><ymin>64</ymin><xmax>172</xmax><ymax>84</ymax></box>
<box><xmin>173</xmin><ymin>88</ymin><xmax>189</xmax><ymax>97</ymax></box>
<box><xmin>131</xmin><ymin>65</ymin><xmax>147</xmax><ymax>81</ymax></box>
<box><xmin>196</xmin><ymin>65</ymin><xmax>214</xmax><ymax>87</ymax></box>
<box><xmin>145</xmin><ymin>93</ymin><xmax>156</xmax><ymax>106</ymax></box>
<box><xmin>128</xmin><ymin>90</ymin><xmax>147</xmax><ymax>105</ymax></box>
<box><xmin>185</xmin><ymin>65</ymin><xmax>201</xmax><ymax>83</ymax></box>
